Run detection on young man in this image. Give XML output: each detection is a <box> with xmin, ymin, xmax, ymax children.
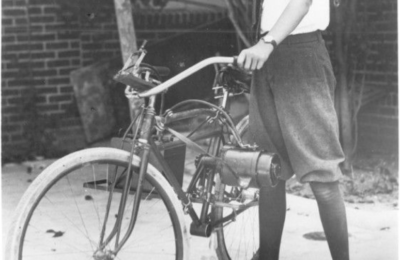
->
<box><xmin>237</xmin><ymin>0</ymin><xmax>350</xmax><ymax>259</ymax></box>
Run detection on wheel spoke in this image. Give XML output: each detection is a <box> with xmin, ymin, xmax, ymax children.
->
<box><xmin>66</xmin><ymin>175</ymin><xmax>96</xmax><ymax>252</ymax></box>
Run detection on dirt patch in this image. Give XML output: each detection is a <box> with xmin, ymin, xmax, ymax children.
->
<box><xmin>287</xmin><ymin>154</ymin><xmax>398</xmax><ymax>210</ymax></box>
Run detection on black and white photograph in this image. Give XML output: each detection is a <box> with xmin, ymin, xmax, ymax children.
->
<box><xmin>1</xmin><ymin>0</ymin><xmax>398</xmax><ymax>259</ymax></box>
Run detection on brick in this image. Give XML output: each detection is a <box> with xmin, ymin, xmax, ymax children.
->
<box><xmin>80</xmin><ymin>34</ymin><xmax>92</xmax><ymax>41</ymax></box>
<box><xmin>104</xmin><ymin>42</ymin><xmax>120</xmax><ymax>49</ymax></box>
<box><xmin>2</xmin><ymin>98</ymin><xmax>8</xmax><ymax>105</ymax></box>
<box><xmin>32</xmin><ymin>69</ymin><xmax>58</xmax><ymax>77</ymax></box>
<box><xmin>29</xmin><ymin>15</ymin><xmax>55</xmax><ymax>23</ymax></box>
<box><xmin>36</xmin><ymin>103</ymin><xmax>59</xmax><ymax>112</ymax></box>
<box><xmin>2</xmin><ymin>53</ymin><xmax>18</xmax><ymax>61</ymax></box>
<box><xmin>47</xmin><ymin>77</ymin><xmax>70</xmax><ymax>85</ymax></box>
<box><xmin>28</xmin><ymin>7</ymin><xmax>43</xmax><ymax>15</ymax></box>
<box><xmin>2</xmin><ymin>18</ymin><xmax>13</xmax><ymax>26</ymax></box>
<box><xmin>34</xmin><ymin>96</ymin><xmax>47</xmax><ymax>104</ymax></box>
<box><xmin>49</xmin><ymin>94</ymin><xmax>72</xmax><ymax>102</ymax></box>
<box><xmin>2</xmin><ymin>106</ymin><xmax>22</xmax><ymax>114</ymax></box>
<box><xmin>57</xmin><ymin>31</ymin><xmax>80</xmax><ymax>40</ymax></box>
<box><xmin>3</xmin><ymin>124</ymin><xmax>21</xmax><ymax>132</ymax></box>
<box><xmin>44</xmin><ymin>6</ymin><xmax>59</xmax><ymax>14</ymax></box>
<box><xmin>82</xmin><ymin>60</ymin><xmax>94</xmax><ymax>67</ymax></box>
<box><xmin>26</xmin><ymin>25</ymin><xmax>45</xmax><ymax>33</ymax></box>
<box><xmin>37</xmin><ymin>86</ymin><xmax>58</xmax><ymax>94</ymax></box>
<box><xmin>29</xmin><ymin>0</ymin><xmax>56</xmax><ymax>5</ymax></box>
<box><xmin>7</xmin><ymin>61</ymin><xmax>44</xmax><ymax>71</ymax></box>
<box><xmin>7</xmin><ymin>97</ymin><xmax>23</xmax><ymax>105</ymax></box>
<box><xmin>60</xmin><ymin>86</ymin><xmax>73</xmax><ymax>93</ymax></box>
<box><xmin>11</xmin><ymin>134</ymin><xmax>24</xmax><ymax>142</ymax></box>
<box><xmin>9</xmin><ymin>115</ymin><xmax>27</xmax><ymax>123</ymax></box>
<box><xmin>45</xmin><ymin>23</ymin><xmax>65</xmax><ymax>31</ymax></box>
<box><xmin>2</xmin><ymin>0</ymin><xmax>14</xmax><ymax>7</ymax></box>
<box><xmin>20</xmin><ymin>52</ymin><xmax>55</xmax><ymax>59</ymax></box>
<box><xmin>70</xmin><ymin>42</ymin><xmax>80</xmax><ymax>48</ymax></box>
<box><xmin>8</xmin><ymin>79</ymin><xmax>45</xmax><ymax>87</ymax></box>
<box><xmin>375</xmin><ymin>22</ymin><xmax>397</xmax><ymax>32</ymax></box>
<box><xmin>1</xmin><ymin>35</ymin><xmax>16</xmax><ymax>43</ymax></box>
<box><xmin>2</xmin><ymin>135</ymin><xmax>10</xmax><ymax>143</ymax></box>
<box><xmin>7</xmin><ymin>61</ymin><xmax>45</xmax><ymax>70</ymax></box>
<box><xmin>6</xmin><ymin>61</ymin><xmax>30</xmax><ymax>70</ymax></box>
<box><xmin>59</xmin><ymin>67</ymin><xmax>78</xmax><ymax>76</ymax></box>
<box><xmin>4</xmin><ymin>26</ymin><xmax>28</xmax><ymax>34</ymax></box>
<box><xmin>2</xmin><ymin>70</ymin><xmax>24</xmax><ymax>78</ymax></box>
<box><xmin>1</xmin><ymin>114</ymin><xmax>10</xmax><ymax>125</ymax></box>
<box><xmin>14</xmin><ymin>0</ymin><xmax>29</xmax><ymax>6</ymax></box>
<box><xmin>91</xmin><ymin>33</ymin><xmax>113</xmax><ymax>42</ymax></box>
<box><xmin>82</xmin><ymin>43</ymin><xmax>102</xmax><ymax>50</ymax></box>
<box><xmin>15</xmin><ymin>18</ymin><xmax>28</xmax><ymax>25</ymax></box>
<box><xmin>58</xmin><ymin>50</ymin><xmax>80</xmax><ymax>58</ymax></box>
<box><xmin>379</xmin><ymin>107</ymin><xmax>398</xmax><ymax>116</ymax></box>
<box><xmin>47</xmin><ymin>60</ymin><xmax>70</xmax><ymax>68</ymax></box>
<box><xmin>2</xmin><ymin>8</ymin><xmax>26</xmax><ymax>16</ymax></box>
<box><xmin>2</xmin><ymin>43</ymin><xmax>43</xmax><ymax>52</ymax></box>
<box><xmin>1</xmin><ymin>89</ymin><xmax>20</xmax><ymax>96</ymax></box>
<box><xmin>1</xmin><ymin>81</ymin><xmax>8</xmax><ymax>88</ymax></box>
<box><xmin>46</xmin><ymin>42</ymin><xmax>69</xmax><ymax>50</ymax></box>
<box><xmin>82</xmin><ymin>51</ymin><xmax>114</xmax><ymax>60</ymax></box>
<box><xmin>71</xmin><ymin>59</ymin><xmax>81</xmax><ymax>66</ymax></box>
<box><xmin>17</xmin><ymin>34</ymin><xmax>56</xmax><ymax>42</ymax></box>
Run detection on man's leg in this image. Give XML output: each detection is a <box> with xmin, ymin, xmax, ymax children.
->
<box><xmin>258</xmin><ymin>180</ymin><xmax>287</xmax><ymax>260</ymax></box>
<box><xmin>310</xmin><ymin>181</ymin><xmax>349</xmax><ymax>260</ymax></box>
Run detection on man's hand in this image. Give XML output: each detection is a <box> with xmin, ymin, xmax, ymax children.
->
<box><xmin>237</xmin><ymin>41</ymin><xmax>274</xmax><ymax>71</ymax></box>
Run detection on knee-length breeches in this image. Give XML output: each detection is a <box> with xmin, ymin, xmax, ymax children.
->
<box><xmin>249</xmin><ymin>31</ymin><xmax>345</xmax><ymax>183</ymax></box>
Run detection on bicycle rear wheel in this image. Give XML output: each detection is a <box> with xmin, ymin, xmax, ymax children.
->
<box><xmin>7</xmin><ymin>148</ymin><xmax>189</xmax><ymax>260</ymax></box>
<box><xmin>213</xmin><ymin>115</ymin><xmax>259</xmax><ymax>260</ymax></box>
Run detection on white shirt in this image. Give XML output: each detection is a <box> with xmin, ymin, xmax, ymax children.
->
<box><xmin>260</xmin><ymin>0</ymin><xmax>330</xmax><ymax>35</ymax></box>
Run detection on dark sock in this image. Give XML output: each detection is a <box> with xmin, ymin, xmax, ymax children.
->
<box><xmin>310</xmin><ymin>181</ymin><xmax>349</xmax><ymax>260</ymax></box>
<box><xmin>258</xmin><ymin>180</ymin><xmax>286</xmax><ymax>260</ymax></box>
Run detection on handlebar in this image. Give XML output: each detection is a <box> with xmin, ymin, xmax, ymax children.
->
<box><xmin>137</xmin><ymin>56</ymin><xmax>237</xmax><ymax>98</ymax></box>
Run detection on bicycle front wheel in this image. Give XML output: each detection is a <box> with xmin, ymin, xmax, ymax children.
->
<box><xmin>7</xmin><ymin>148</ymin><xmax>189</xmax><ymax>260</ymax></box>
<box><xmin>213</xmin><ymin>115</ymin><xmax>260</xmax><ymax>260</ymax></box>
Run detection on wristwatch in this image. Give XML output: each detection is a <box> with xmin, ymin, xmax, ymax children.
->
<box><xmin>261</xmin><ymin>35</ymin><xmax>278</xmax><ymax>50</ymax></box>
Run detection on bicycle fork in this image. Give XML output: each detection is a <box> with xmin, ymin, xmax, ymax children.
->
<box><xmin>95</xmin><ymin>97</ymin><xmax>156</xmax><ymax>258</ymax></box>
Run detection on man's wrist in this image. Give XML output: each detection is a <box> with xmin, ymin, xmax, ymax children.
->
<box><xmin>261</xmin><ymin>35</ymin><xmax>278</xmax><ymax>50</ymax></box>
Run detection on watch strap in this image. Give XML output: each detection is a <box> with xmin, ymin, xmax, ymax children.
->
<box><xmin>262</xmin><ymin>36</ymin><xmax>278</xmax><ymax>49</ymax></box>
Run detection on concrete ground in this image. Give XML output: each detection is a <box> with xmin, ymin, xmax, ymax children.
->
<box><xmin>2</xmin><ymin>152</ymin><xmax>398</xmax><ymax>260</ymax></box>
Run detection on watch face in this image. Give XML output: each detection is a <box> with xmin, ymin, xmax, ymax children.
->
<box><xmin>263</xmin><ymin>35</ymin><xmax>274</xmax><ymax>42</ymax></box>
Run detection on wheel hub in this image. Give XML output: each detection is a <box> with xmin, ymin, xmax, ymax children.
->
<box><xmin>93</xmin><ymin>249</ymin><xmax>115</xmax><ymax>260</ymax></box>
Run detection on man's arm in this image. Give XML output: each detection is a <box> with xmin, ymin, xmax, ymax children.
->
<box><xmin>237</xmin><ymin>0</ymin><xmax>313</xmax><ymax>71</ymax></box>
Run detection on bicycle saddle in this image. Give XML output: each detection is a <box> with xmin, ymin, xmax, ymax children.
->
<box><xmin>114</xmin><ymin>63</ymin><xmax>170</xmax><ymax>92</ymax></box>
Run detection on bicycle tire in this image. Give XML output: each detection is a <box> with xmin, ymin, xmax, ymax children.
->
<box><xmin>213</xmin><ymin>115</ymin><xmax>260</xmax><ymax>260</ymax></box>
<box><xmin>6</xmin><ymin>148</ymin><xmax>189</xmax><ymax>260</ymax></box>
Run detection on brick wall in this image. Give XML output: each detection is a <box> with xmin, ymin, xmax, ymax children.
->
<box><xmin>350</xmin><ymin>0</ymin><xmax>398</xmax><ymax>154</ymax></box>
<box><xmin>2</xmin><ymin>0</ymin><xmax>85</xmax><ymax>159</ymax></box>
<box><xmin>357</xmin><ymin>93</ymin><xmax>398</xmax><ymax>155</ymax></box>
<box><xmin>1</xmin><ymin>0</ymin><xmax>230</xmax><ymax>160</ymax></box>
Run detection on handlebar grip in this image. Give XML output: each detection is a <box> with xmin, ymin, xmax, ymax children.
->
<box><xmin>232</xmin><ymin>56</ymin><xmax>238</xmax><ymax>67</ymax></box>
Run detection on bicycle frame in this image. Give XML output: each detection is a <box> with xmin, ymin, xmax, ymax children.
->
<box><xmin>95</xmin><ymin>56</ymin><xmax>255</xmax><ymax>254</ymax></box>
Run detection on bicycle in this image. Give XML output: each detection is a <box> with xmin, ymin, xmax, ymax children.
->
<box><xmin>6</xmin><ymin>43</ymin><xmax>281</xmax><ymax>260</ymax></box>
